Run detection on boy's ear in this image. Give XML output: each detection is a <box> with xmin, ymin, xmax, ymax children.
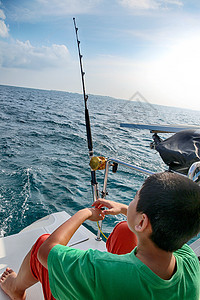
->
<box><xmin>135</xmin><ymin>213</ymin><xmax>150</xmax><ymax>232</ymax></box>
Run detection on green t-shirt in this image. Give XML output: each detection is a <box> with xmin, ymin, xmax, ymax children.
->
<box><xmin>48</xmin><ymin>243</ymin><xmax>200</xmax><ymax>300</ymax></box>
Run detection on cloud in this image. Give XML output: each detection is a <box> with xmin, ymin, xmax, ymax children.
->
<box><xmin>36</xmin><ymin>0</ymin><xmax>101</xmax><ymax>14</ymax></box>
<box><xmin>9</xmin><ymin>0</ymin><xmax>101</xmax><ymax>21</ymax></box>
<box><xmin>118</xmin><ymin>0</ymin><xmax>159</xmax><ymax>10</ymax></box>
<box><xmin>118</xmin><ymin>0</ymin><xmax>183</xmax><ymax>10</ymax></box>
<box><xmin>0</xmin><ymin>8</ymin><xmax>9</xmax><ymax>37</ymax></box>
<box><xmin>0</xmin><ymin>20</ymin><xmax>9</xmax><ymax>37</ymax></box>
<box><xmin>0</xmin><ymin>8</ymin><xmax>6</xmax><ymax>19</ymax></box>
<box><xmin>0</xmin><ymin>39</ymin><xmax>70</xmax><ymax>69</ymax></box>
<box><xmin>163</xmin><ymin>0</ymin><xmax>183</xmax><ymax>6</ymax></box>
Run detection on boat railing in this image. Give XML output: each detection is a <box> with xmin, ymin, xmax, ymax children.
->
<box><xmin>102</xmin><ymin>158</ymin><xmax>154</xmax><ymax>196</ymax></box>
<box><xmin>188</xmin><ymin>161</ymin><xmax>200</xmax><ymax>183</ymax></box>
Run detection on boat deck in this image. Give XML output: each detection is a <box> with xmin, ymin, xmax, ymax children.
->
<box><xmin>0</xmin><ymin>212</ymin><xmax>106</xmax><ymax>300</ymax></box>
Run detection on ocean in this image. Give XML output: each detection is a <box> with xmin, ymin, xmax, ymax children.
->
<box><xmin>0</xmin><ymin>84</ymin><xmax>200</xmax><ymax>243</ymax></box>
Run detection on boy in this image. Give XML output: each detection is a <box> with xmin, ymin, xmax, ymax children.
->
<box><xmin>1</xmin><ymin>172</ymin><xmax>200</xmax><ymax>299</ymax></box>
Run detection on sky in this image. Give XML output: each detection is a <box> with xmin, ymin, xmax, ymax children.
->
<box><xmin>1</xmin><ymin>0</ymin><xmax>200</xmax><ymax>110</ymax></box>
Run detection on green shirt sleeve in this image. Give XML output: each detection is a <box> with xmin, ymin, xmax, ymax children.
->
<box><xmin>48</xmin><ymin>245</ymin><xmax>96</xmax><ymax>300</ymax></box>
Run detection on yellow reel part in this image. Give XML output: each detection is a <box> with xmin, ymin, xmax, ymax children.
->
<box><xmin>90</xmin><ymin>156</ymin><xmax>107</xmax><ymax>171</ymax></box>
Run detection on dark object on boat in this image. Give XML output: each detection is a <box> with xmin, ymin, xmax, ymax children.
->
<box><xmin>151</xmin><ymin>129</ymin><xmax>200</xmax><ymax>175</ymax></box>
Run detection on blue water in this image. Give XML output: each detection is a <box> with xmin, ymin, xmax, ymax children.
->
<box><xmin>0</xmin><ymin>84</ymin><xmax>200</xmax><ymax>243</ymax></box>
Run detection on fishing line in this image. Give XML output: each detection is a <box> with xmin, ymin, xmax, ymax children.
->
<box><xmin>97</xmin><ymin>221</ymin><xmax>108</xmax><ymax>240</ymax></box>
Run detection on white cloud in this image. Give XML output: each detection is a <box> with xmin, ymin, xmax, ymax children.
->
<box><xmin>0</xmin><ymin>20</ymin><xmax>9</xmax><ymax>37</ymax></box>
<box><xmin>37</xmin><ymin>0</ymin><xmax>100</xmax><ymax>14</ymax></box>
<box><xmin>118</xmin><ymin>0</ymin><xmax>183</xmax><ymax>10</ymax></box>
<box><xmin>36</xmin><ymin>0</ymin><xmax>101</xmax><ymax>14</ymax></box>
<box><xmin>118</xmin><ymin>0</ymin><xmax>159</xmax><ymax>10</ymax></box>
<box><xmin>0</xmin><ymin>39</ymin><xmax>70</xmax><ymax>69</ymax></box>
<box><xmin>0</xmin><ymin>8</ymin><xmax>9</xmax><ymax>37</ymax></box>
<box><xmin>10</xmin><ymin>0</ymin><xmax>101</xmax><ymax>21</ymax></box>
<box><xmin>163</xmin><ymin>0</ymin><xmax>183</xmax><ymax>6</ymax></box>
<box><xmin>0</xmin><ymin>8</ymin><xmax>6</xmax><ymax>19</ymax></box>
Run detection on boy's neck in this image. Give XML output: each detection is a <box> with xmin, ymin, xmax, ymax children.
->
<box><xmin>135</xmin><ymin>240</ymin><xmax>177</xmax><ymax>280</ymax></box>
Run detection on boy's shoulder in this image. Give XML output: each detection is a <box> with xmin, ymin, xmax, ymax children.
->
<box><xmin>175</xmin><ymin>244</ymin><xmax>198</xmax><ymax>258</ymax></box>
<box><xmin>174</xmin><ymin>244</ymin><xmax>200</xmax><ymax>273</ymax></box>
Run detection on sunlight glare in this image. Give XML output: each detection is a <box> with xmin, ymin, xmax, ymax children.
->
<box><xmin>150</xmin><ymin>36</ymin><xmax>200</xmax><ymax>109</ymax></box>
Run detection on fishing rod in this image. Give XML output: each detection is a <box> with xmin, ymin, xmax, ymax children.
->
<box><xmin>73</xmin><ymin>18</ymin><xmax>103</xmax><ymax>240</ymax></box>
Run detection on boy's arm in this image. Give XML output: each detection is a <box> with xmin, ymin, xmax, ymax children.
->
<box><xmin>37</xmin><ymin>207</ymin><xmax>104</xmax><ymax>269</ymax></box>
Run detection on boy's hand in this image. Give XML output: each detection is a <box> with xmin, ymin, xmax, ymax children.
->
<box><xmin>85</xmin><ymin>207</ymin><xmax>105</xmax><ymax>222</ymax></box>
<box><xmin>92</xmin><ymin>199</ymin><xmax>128</xmax><ymax>216</ymax></box>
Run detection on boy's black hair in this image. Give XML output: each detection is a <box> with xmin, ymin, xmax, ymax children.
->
<box><xmin>136</xmin><ymin>172</ymin><xmax>200</xmax><ymax>252</ymax></box>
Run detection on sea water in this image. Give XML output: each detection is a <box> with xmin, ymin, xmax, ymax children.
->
<box><xmin>0</xmin><ymin>84</ymin><xmax>199</xmax><ymax>243</ymax></box>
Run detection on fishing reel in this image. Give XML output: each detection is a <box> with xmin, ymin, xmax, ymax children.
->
<box><xmin>90</xmin><ymin>156</ymin><xmax>107</xmax><ymax>171</ymax></box>
<box><xmin>90</xmin><ymin>156</ymin><xmax>118</xmax><ymax>173</ymax></box>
